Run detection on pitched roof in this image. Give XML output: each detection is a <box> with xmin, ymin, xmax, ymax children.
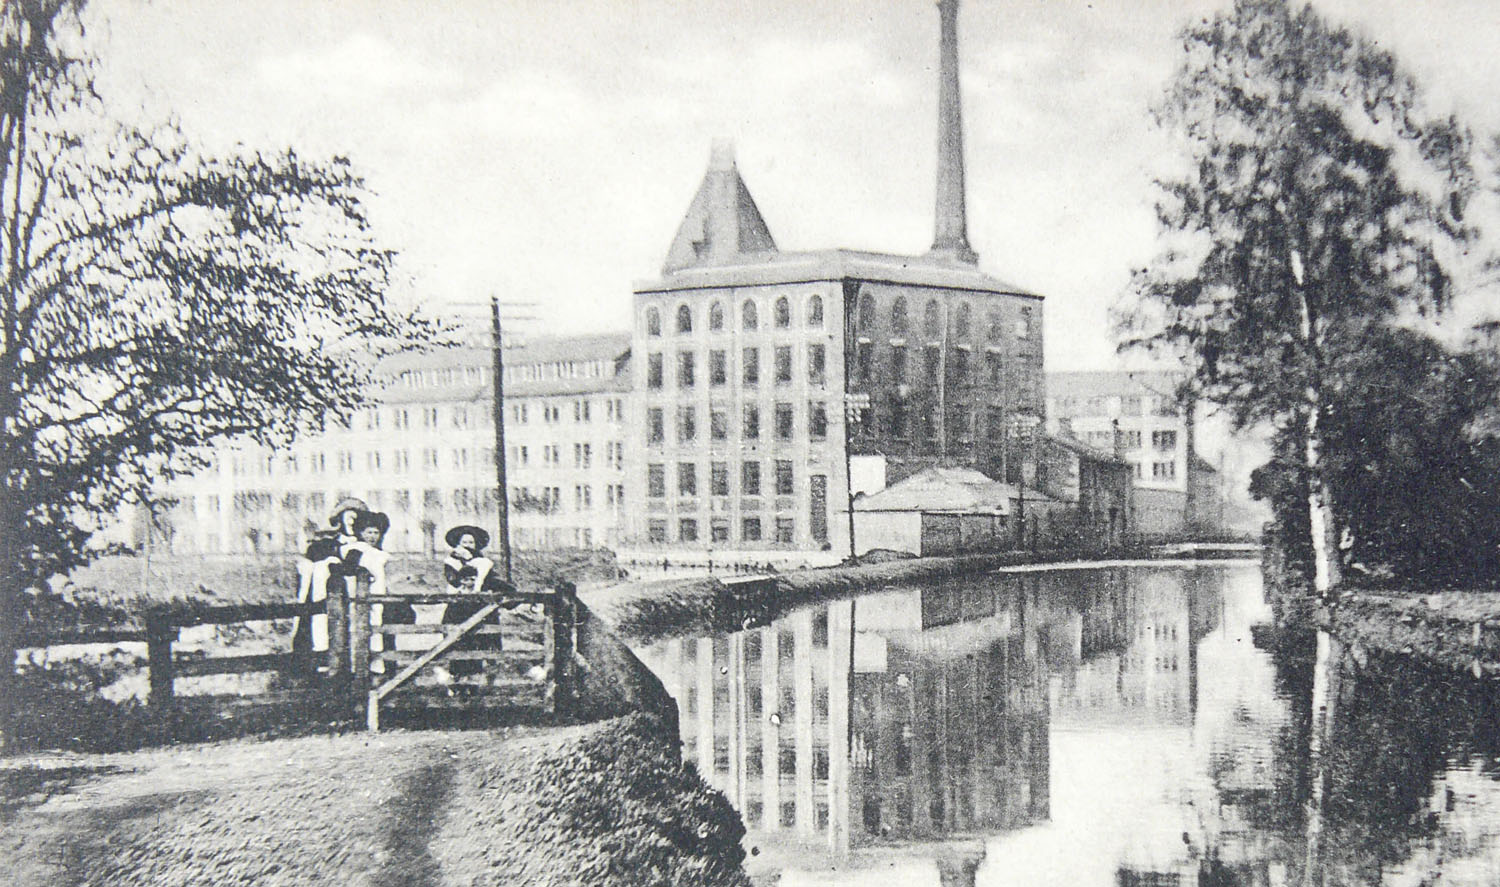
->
<box><xmin>662</xmin><ymin>142</ymin><xmax>777</xmax><ymax>273</ymax></box>
<box><xmin>375</xmin><ymin>332</ymin><xmax>631</xmax><ymax>402</ymax></box>
<box><xmin>640</xmin><ymin>247</ymin><xmax>1036</xmax><ymax>297</ymax></box>
<box><xmin>855</xmin><ymin>467</ymin><xmax>1017</xmax><ymax>515</ymax></box>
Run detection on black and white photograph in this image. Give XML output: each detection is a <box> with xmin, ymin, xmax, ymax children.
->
<box><xmin>3</xmin><ymin>0</ymin><xmax>1500</xmax><ymax>884</ymax></box>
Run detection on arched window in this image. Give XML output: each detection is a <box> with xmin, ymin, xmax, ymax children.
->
<box><xmin>891</xmin><ymin>297</ymin><xmax>908</xmax><ymax>333</ymax></box>
<box><xmin>923</xmin><ymin>300</ymin><xmax>941</xmax><ymax>338</ymax></box>
<box><xmin>987</xmin><ymin>309</ymin><xmax>1003</xmax><ymax>341</ymax></box>
<box><xmin>742</xmin><ymin>299</ymin><xmax>759</xmax><ymax>330</ymax></box>
<box><xmin>955</xmin><ymin>302</ymin><xmax>971</xmax><ymax>338</ymax></box>
<box><xmin>709</xmin><ymin>301</ymin><xmax>725</xmax><ymax>331</ymax></box>
<box><xmin>774</xmin><ymin>296</ymin><xmax>791</xmax><ymax>328</ymax></box>
<box><xmin>676</xmin><ymin>304</ymin><xmax>693</xmax><ymax>334</ymax></box>
<box><xmin>858</xmin><ymin>293</ymin><xmax>875</xmax><ymax>330</ymax></box>
<box><xmin>807</xmin><ymin>295</ymin><xmax>824</xmax><ymax>327</ymax></box>
<box><xmin>646</xmin><ymin>307</ymin><xmax>661</xmax><ymax>337</ymax></box>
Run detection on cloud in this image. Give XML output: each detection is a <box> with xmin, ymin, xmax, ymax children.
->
<box><xmin>256</xmin><ymin>33</ymin><xmax>460</xmax><ymax>103</ymax></box>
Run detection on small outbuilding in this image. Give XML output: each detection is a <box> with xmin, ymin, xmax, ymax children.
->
<box><xmin>852</xmin><ymin>467</ymin><xmax>1035</xmax><ymax>557</ymax></box>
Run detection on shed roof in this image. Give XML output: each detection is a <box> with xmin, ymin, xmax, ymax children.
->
<box><xmin>855</xmin><ymin>467</ymin><xmax>1022</xmax><ymax>516</ymax></box>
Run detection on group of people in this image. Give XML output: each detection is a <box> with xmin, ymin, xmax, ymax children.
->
<box><xmin>292</xmin><ymin>498</ymin><xmax>511</xmax><ymax>659</ymax></box>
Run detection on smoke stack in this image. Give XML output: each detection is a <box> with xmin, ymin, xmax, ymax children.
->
<box><xmin>929</xmin><ymin>0</ymin><xmax>977</xmax><ymax>265</ymax></box>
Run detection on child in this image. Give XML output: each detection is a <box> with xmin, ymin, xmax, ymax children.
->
<box><xmin>442</xmin><ymin>524</ymin><xmax>497</xmax><ymax>594</ymax></box>
<box><xmin>292</xmin><ymin>497</ymin><xmax>369</xmax><ymax>657</ymax></box>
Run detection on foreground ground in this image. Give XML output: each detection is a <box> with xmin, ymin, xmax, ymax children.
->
<box><xmin>0</xmin><ymin>714</ymin><xmax>749</xmax><ymax>887</ymax></box>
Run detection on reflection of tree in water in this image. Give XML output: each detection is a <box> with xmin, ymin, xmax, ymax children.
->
<box><xmin>1247</xmin><ymin>624</ymin><xmax>1500</xmax><ymax>885</ymax></box>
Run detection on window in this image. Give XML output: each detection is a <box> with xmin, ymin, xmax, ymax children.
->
<box><xmin>743</xmin><ymin>405</ymin><xmax>760</xmax><ymax>439</ymax></box>
<box><xmin>394</xmin><ymin>408</ymin><xmax>411</xmax><ymax>429</ymax></box>
<box><xmin>648</xmin><ymin>408</ymin><xmax>664</xmax><ymax>443</ymax></box>
<box><xmin>955</xmin><ymin>302</ymin><xmax>971</xmax><ymax>338</ymax></box>
<box><xmin>711</xmin><ymin>462</ymin><xmax>729</xmax><ymax>496</ymax></box>
<box><xmin>678</xmin><ymin>351</ymin><xmax>695</xmax><ymax>388</ymax></box>
<box><xmin>774</xmin><ymin>296</ymin><xmax>791</xmax><ymax>328</ymax></box>
<box><xmin>856</xmin><ymin>342</ymin><xmax>872</xmax><ymax>382</ymax></box>
<box><xmin>367</xmin><ymin>451</ymin><xmax>382</xmax><ymax>471</ymax></box>
<box><xmin>775</xmin><ymin>517</ymin><xmax>795</xmax><ymax>544</ymax></box>
<box><xmin>453</xmin><ymin>406</ymin><xmax>469</xmax><ymax>428</ymax></box>
<box><xmin>888</xmin><ymin>399</ymin><xmax>908</xmax><ymax>437</ymax></box>
<box><xmin>807</xmin><ymin>294</ymin><xmax>823</xmax><ymax>327</ymax></box>
<box><xmin>891</xmin><ymin>346</ymin><xmax>908</xmax><ymax>384</ymax></box>
<box><xmin>987</xmin><ymin>309</ymin><xmax>1003</xmax><ymax>341</ymax></box>
<box><xmin>711</xmin><ymin>519</ymin><xmax>730</xmax><ymax>543</ymax></box>
<box><xmin>986</xmin><ymin>351</ymin><xmax>1003</xmax><ymax>386</ymax></box>
<box><xmin>809</xmin><ymin>402</ymin><xmax>827</xmax><ymax>439</ymax></box>
<box><xmin>649</xmin><ymin>519</ymin><xmax>668</xmax><ymax>543</ymax></box>
<box><xmin>808</xmin><ymin>344</ymin><xmax>825</xmax><ymax>385</ymax></box>
<box><xmin>858</xmin><ymin>292</ymin><xmax>875</xmax><ymax>330</ymax></box>
<box><xmin>574</xmin><ymin>400</ymin><xmax>590</xmax><ymax>422</ymax></box>
<box><xmin>775</xmin><ymin>460</ymin><xmax>794</xmax><ymax>495</ymax></box>
<box><xmin>365</xmin><ymin>408</ymin><xmax>382</xmax><ymax>430</ymax></box>
<box><xmin>742</xmin><ymin>461</ymin><xmax>761</xmax><ymax>496</ymax></box>
<box><xmin>709</xmin><ymin>350</ymin><xmax>727</xmax><ymax>386</ymax></box>
<box><xmin>742</xmin><ymin>517</ymin><xmax>762</xmax><ymax>542</ymax></box>
<box><xmin>924</xmin><ymin>345</ymin><xmax>941</xmax><ymax>385</ymax></box>
<box><xmin>709</xmin><ymin>301</ymin><xmax>725</xmax><ymax>330</ymax></box>
<box><xmin>678</xmin><ymin>406</ymin><xmax>697</xmax><ymax>442</ymax></box>
<box><xmin>676</xmin><ymin>303</ymin><xmax>693</xmax><ymax>334</ymax></box>
<box><xmin>891</xmin><ymin>297</ymin><xmax>908</xmax><ymax>333</ymax></box>
<box><xmin>647</xmin><ymin>464</ymin><xmax>666</xmax><ymax>498</ymax></box>
<box><xmin>678</xmin><ymin>463</ymin><xmax>697</xmax><ymax>496</ymax></box>
<box><xmin>1121</xmin><ymin>429</ymin><xmax>1142</xmax><ymax>449</ymax></box>
<box><xmin>775</xmin><ymin>346</ymin><xmax>792</xmax><ymax>384</ymax></box>
<box><xmin>924</xmin><ymin>299</ymin><xmax>940</xmax><ymax>338</ymax></box>
<box><xmin>743</xmin><ymin>347</ymin><xmax>759</xmax><ymax>385</ymax></box>
<box><xmin>423</xmin><ymin>406</ymin><xmax>439</xmax><ymax>428</ymax></box>
<box><xmin>986</xmin><ymin>407</ymin><xmax>1005</xmax><ymax>440</ymax></box>
<box><xmin>950</xmin><ymin>348</ymin><xmax>970</xmax><ymax>386</ymax></box>
<box><xmin>575</xmin><ymin>485</ymin><xmax>592</xmax><ymax>510</ymax></box>
<box><xmin>775</xmin><ymin>403</ymin><xmax>794</xmax><ymax>440</ymax></box>
<box><xmin>647</xmin><ymin>352</ymin><xmax>663</xmax><ymax>389</ymax></box>
<box><xmin>646</xmin><ymin>307</ymin><xmax>661</xmax><ymax>336</ymax></box>
<box><xmin>452</xmin><ymin>448</ymin><xmax>470</xmax><ymax>470</ymax></box>
<box><xmin>394</xmin><ymin>449</ymin><xmax>410</xmax><ymax>473</ymax></box>
<box><xmin>1153</xmin><ymin>461</ymin><xmax>1178</xmax><ymax>480</ymax></box>
<box><xmin>574</xmin><ymin>443</ymin><xmax>592</xmax><ymax>468</ymax></box>
<box><xmin>711</xmin><ymin>408</ymin><xmax>728</xmax><ymax>441</ymax></box>
<box><xmin>1152</xmin><ymin>430</ymin><xmax>1178</xmax><ymax>450</ymax></box>
<box><xmin>742</xmin><ymin>299</ymin><xmax>758</xmax><ymax>330</ymax></box>
<box><xmin>421</xmin><ymin>447</ymin><xmax>440</xmax><ymax>470</ymax></box>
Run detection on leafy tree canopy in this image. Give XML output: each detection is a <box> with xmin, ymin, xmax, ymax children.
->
<box><xmin>0</xmin><ymin>0</ymin><xmax>441</xmax><ymax>591</ymax></box>
<box><xmin>1117</xmin><ymin>0</ymin><xmax>1483</xmax><ymax>592</ymax></box>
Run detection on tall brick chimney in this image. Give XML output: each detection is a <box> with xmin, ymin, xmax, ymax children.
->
<box><xmin>929</xmin><ymin>0</ymin><xmax>978</xmax><ymax>265</ymax></box>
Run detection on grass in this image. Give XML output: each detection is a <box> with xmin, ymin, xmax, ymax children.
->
<box><xmin>0</xmin><ymin>713</ymin><xmax>749</xmax><ymax>887</ymax></box>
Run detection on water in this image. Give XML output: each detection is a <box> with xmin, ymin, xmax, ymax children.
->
<box><xmin>632</xmin><ymin>563</ymin><xmax>1500</xmax><ymax>886</ymax></box>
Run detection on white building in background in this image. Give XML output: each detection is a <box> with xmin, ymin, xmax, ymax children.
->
<box><xmin>161</xmin><ymin>333</ymin><xmax>631</xmax><ymax>555</ymax></box>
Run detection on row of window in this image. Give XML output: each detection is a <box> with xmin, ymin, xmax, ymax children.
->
<box><xmin>647</xmin><ymin>516</ymin><xmax>796</xmax><ymax>545</ymax></box>
<box><xmin>509</xmin><ymin>397</ymin><xmax>626</xmax><ymax>425</ymax></box>
<box><xmin>851</xmin><ymin>342</ymin><xmax>1035</xmax><ymax>391</ymax></box>
<box><xmin>233</xmin><ymin>445</ymin><xmax>502</xmax><ymax>477</ymax></box>
<box><xmin>646</xmin><ymin>295</ymin><xmax>825</xmax><ymax>337</ymax></box>
<box><xmin>646</xmin><ymin>402</ymin><xmax>829</xmax><ymax>445</ymax></box>
<box><xmin>200</xmin><ymin>481</ymin><xmax>629</xmax><ymax>519</ymax></box>
<box><xmin>1078</xmin><ymin>429</ymin><xmax>1177</xmax><ymax>451</ymax></box>
<box><xmin>506</xmin><ymin>441</ymin><xmax>626</xmax><ymax>469</ymax></box>
<box><xmin>1052</xmin><ymin>394</ymin><xmax>1179</xmax><ymax>418</ymax></box>
<box><xmin>854</xmin><ymin>294</ymin><xmax>1033</xmax><ymax>342</ymax></box>
<box><xmin>852</xmin><ymin>404</ymin><xmax>1033</xmax><ymax>442</ymax></box>
<box><xmin>646</xmin><ymin>344</ymin><xmax>826</xmax><ymax>390</ymax></box>
<box><xmin>647</xmin><ymin>461</ymin><xmax>805</xmax><ymax>498</ymax></box>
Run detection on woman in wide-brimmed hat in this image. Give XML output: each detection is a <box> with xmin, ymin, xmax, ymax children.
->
<box><xmin>442</xmin><ymin>524</ymin><xmax>494</xmax><ymax>593</ymax></box>
<box><xmin>292</xmin><ymin>496</ymin><xmax>371</xmax><ymax>659</ymax></box>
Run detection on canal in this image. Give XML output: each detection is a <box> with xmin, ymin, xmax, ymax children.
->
<box><xmin>630</xmin><ymin>563</ymin><xmax>1500</xmax><ymax>886</ymax></box>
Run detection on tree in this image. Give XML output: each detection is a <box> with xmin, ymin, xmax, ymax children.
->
<box><xmin>1118</xmin><ymin>0</ymin><xmax>1478</xmax><ymax>599</ymax></box>
<box><xmin>0</xmin><ymin>0</ymin><xmax>440</xmax><ymax>747</ymax></box>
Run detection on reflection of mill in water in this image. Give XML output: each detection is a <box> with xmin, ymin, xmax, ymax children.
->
<box><xmin>637</xmin><ymin>567</ymin><xmax>1224</xmax><ymax>884</ymax></box>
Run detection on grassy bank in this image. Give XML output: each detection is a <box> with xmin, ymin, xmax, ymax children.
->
<box><xmin>1</xmin><ymin>713</ymin><xmax>748</xmax><ymax>887</ymax></box>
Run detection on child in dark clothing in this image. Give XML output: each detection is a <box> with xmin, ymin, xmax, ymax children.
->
<box><xmin>292</xmin><ymin>497</ymin><xmax>368</xmax><ymax>657</ymax></box>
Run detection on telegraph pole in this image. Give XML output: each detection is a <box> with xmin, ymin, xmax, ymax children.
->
<box><xmin>489</xmin><ymin>296</ymin><xmax>512</xmax><ymax>584</ymax></box>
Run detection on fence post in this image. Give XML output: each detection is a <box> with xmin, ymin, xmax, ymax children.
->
<box><xmin>327</xmin><ymin>580</ymin><xmax>349</xmax><ymax>684</ymax></box>
<box><xmin>351</xmin><ymin>574</ymin><xmax>372</xmax><ymax>697</ymax></box>
<box><xmin>550</xmin><ymin>588</ymin><xmax>577</xmax><ymax>720</ymax></box>
<box><xmin>543</xmin><ymin>592</ymin><xmax>557</xmax><ymax>716</ymax></box>
<box><xmin>146</xmin><ymin>615</ymin><xmax>177</xmax><ymax>707</ymax></box>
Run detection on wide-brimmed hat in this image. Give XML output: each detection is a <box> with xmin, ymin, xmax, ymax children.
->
<box><xmin>352</xmin><ymin>510</ymin><xmax>390</xmax><ymax>536</ymax></box>
<box><xmin>445</xmin><ymin>525</ymin><xmax>490</xmax><ymax>551</ymax></box>
<box><xmin>328</xmin><ymin>497</ymin><xmax>370</xmax><ymax>526</ymax></box>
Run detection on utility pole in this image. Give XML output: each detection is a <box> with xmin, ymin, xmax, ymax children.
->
<box><xmin>490</xmin><ymin>296</ymin><xmax>512</xmax><ymax>584</ymax></box>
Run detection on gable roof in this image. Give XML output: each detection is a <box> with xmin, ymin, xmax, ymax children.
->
<box><xmin>662</xmin><ymin>143</ymin><xmax>777</xmax><ymax>273</ymax></box>
<box><xmin>855</xmin><ymin>467</ymin><xmax>1016</xmax><ymax>516</ymax></box>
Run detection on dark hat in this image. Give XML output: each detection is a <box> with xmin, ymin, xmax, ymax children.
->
<box><xmin>328</xmin><ymin>497</ymin><xmax>370</xmax><ymax>527</ymax></box>
<box><xmin>352</xmin><ymin>510</ymin><xmax>390</xmax><ymax>536</ymax></box>
<box><xmin>445</xmin><ymin>525</ymin><xmax>490</xmax><ymax>551</ymax></box>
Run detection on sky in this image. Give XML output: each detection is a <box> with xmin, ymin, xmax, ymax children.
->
<box><xmin>91</xmin><ymin>0</ymin><xmax>1500</xmax><ymax>370</ymax></box>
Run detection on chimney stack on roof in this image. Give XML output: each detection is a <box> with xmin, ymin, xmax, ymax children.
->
<box><xmin>929</xmin><ymin>0</ymin><xmax>978</xmax><ymax>265</ymax></box>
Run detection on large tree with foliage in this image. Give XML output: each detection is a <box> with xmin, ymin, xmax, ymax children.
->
<box><xmin>0</xmin><ymin>0</ymin><xmax>438</xmax><ymax>747</ymax></box>
<box><xmin>1118</xmin><ymin>0</ymin><xmax>1478</xmax><ymax>599</ymax></box>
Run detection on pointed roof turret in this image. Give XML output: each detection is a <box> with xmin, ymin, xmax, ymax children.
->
<box><xmin>662</xmin><ymin>140</ymin><xmax>777</xmax><ymax>273</ymax></box>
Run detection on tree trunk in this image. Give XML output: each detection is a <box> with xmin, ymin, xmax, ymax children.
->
<box><xmin>1304</xmin><ymin>392</ymin><xmax>1342</xmax><ymax>599</ymax></box>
